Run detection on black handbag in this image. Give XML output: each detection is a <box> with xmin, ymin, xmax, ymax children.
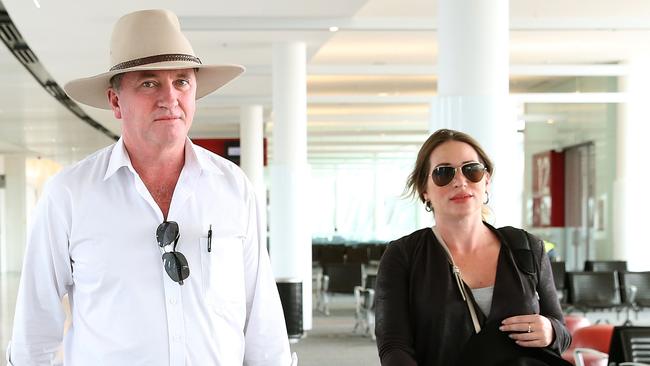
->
<box><xmin>455</xmin><ymin>320</ymin><xmax>572</xmax><ymax>366</ymax></box>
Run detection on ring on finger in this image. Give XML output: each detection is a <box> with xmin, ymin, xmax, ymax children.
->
<box><xmin>527</xmin><ymin>323</ymin><xmax>532</xmax><ymax>333</ymax></box>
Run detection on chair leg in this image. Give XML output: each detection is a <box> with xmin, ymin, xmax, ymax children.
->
<box><xmin>353</xmin><ymin>286</ymin><xmax>363</xmax><ymax>333</ymax></box>
<box><xmin>368</xmin><ymin>310</ymin><xmax>376</xmax><ymax>341</ymax></box>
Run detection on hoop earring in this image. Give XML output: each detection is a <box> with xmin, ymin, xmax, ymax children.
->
<box><xmin>425</xmin><ymin>200</ymin><xmax>433</xmax><ymax>212</ymax></box>
<box><xmin>483</xmin><ymin>191</ymin><xmax>490</xmax><ymax>205</ymax></box>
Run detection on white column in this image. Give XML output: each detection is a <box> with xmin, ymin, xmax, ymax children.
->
<box><xmin>432</xmin><ymin>0</ymin><xmax>521</xmax><ymax>227</ymax></box>
<box><xmin>270</xmin><ymin>42</ymin><xmax>312</xmax><ymax>329</ymax></box>
<box><xmin>240</xmin><ymin>105</ymin><xmax>267</xmax><ymax>250</ymax></box>
<box><xmin>2</xmin><ymin>155</ymin><xmax>27</xmax><ymax>273</ymax></box>
<box><xmin>613</xmin><ymin>60</ymin><xmax>650</xmax><ymax>271</ymax></box>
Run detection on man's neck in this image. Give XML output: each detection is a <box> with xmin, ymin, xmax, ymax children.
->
<box><xmin>123</xmin><ymin>139</ymin><xmax>186</xmax><ymax>220</ymax></box>
<box><xmin>124</xmin><ymin>139</ymin><xmax>186</xmax><ymax>178</ymax></box>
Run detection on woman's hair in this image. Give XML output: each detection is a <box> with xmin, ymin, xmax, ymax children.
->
<box><xmin>405</xmin><ymin>128</ymin><xmax>494</xmax><ymax>203</ymax></box>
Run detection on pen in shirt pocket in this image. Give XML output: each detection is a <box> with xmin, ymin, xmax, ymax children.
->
<box><xmin>207</xmin><ymin>224</ymin><xmax>212</xmax><ymax>252</ymax></box>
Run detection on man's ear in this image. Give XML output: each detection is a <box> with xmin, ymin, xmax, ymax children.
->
<box><xmin>107</xmin><ymin>89</ymin><xmax>122</xmax><ymax>119</ymax></box>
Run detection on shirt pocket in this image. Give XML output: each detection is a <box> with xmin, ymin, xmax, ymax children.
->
<box><xmin>200</xmin><ymin>236</ymin><xmax>246</xmax><ymax>307</ymax></box>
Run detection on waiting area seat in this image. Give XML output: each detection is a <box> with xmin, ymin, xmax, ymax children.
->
<box><xmin>354</xmin><ymin>273</ymin><xmax>377</xmax><ymax>339</ymax></box>
<box><xmin>316</xmin><ymin>262</ymin><xmax>363</xmax><ymax>315</ymax></box>
<box><xmin>584</xmin><ymin>260</ymin><xmax>628</xmax><ymax>273</ymax></box>
<box><xmin>567</xmin><ymin>271</ymin><xmax>623</xmax><ymax>318</ymax></box>
<box><xmin>608</xmin><ymin>326</ymin><xmax>650</xmax><ymax>365</ymax></box>
<box><xmin>552</xmin><ymin>260</ymin><xmax>568</xmax><ymax>306</ymax></box>
<box><xmin>561</xmin><ymin>324</ymin><xmax>615</xmax><ymax>366</ymax></box>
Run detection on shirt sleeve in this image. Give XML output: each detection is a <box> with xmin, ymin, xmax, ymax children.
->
<box><xmin>7</xmin><ymin>180</ymin><xmax>73</xmax><ymax>365</ymax></box>
<box><xmin>535</xmin><ymin>240</ymin><xmax>572</xmax><ymax>353</ymax></box>
<box><xmin>375</xmin><ymin>243</ymin><xmax>418</xmax><ymax>366</ymax></box>
<box><xmin>241</xmin><ymin>185</ymin><xmax>292</xmax><ymax>366</ymax></box>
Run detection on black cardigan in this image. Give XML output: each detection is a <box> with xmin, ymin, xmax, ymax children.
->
<box><xmin>375</xmin><ymin>223</ymin><xmax>571</xmax><ymax>366</ymax></box>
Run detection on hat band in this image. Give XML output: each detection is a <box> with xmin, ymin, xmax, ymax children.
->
<box><xmin>109</xmin><ymin>53</ymin><xmax>202</xmax><ymax>72</ymax></box>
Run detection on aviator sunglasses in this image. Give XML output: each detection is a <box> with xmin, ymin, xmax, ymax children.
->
<box><xmin>156</xmin><ymin>221</ymin><xmax>190</xmax><ymax>285</ymax></box>
<box><xmin>431</xmin><ymin>162</ymin><xmax>487</xmax><ymax>187</ymax></box>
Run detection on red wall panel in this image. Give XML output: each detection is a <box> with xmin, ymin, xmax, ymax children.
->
<box><xmin>532</xmin><ymin>151</ymin><xmax>565</xmax><ymax>227</ymax></box>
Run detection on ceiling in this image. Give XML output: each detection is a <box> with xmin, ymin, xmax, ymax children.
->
<box><xmin>1</xmin><ymin>0</ymin><xmax>649</xmax><ymax>165</ymax></box>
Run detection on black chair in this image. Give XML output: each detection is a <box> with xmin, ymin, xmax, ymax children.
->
<box><xmin>318</xmin><ymin>245</ymin><xmax>347</xmax><ymax>264</ymax></box>
<box><xmin>364</xmin><ymin>273</ymin><xmax>377</xmax><ymax>290</ymax></box>
<box><xmin>585</xmin><ymin>260</ymin><xmax>628</xmax><ymax>273</ymax></box>
<box><xmin>607</xmin><ymin>326</ymin><xmax>650</xmax><ymax>365</ymax></box>
<box><xmin>317</xmin><ymin>262</ymin><xmax>363</xmax><ymax>315</ymax></box>
<box><xmin>619</xmin><ymin>271</ymin><xmax>650</xmax><ymax>324</ymax></box>
<box><xmin>620</xmin><ymin>272</ymin><xmax>650</xmax><ymax>308</ymax></box>
<box><xmin>312</xmin><ymin>245</ymin><xmax>321</xmax><ymax>263</ymax></box>
<box><xmin>345</xmin><ymin>246</ymin><xmax>369</xmax><ymax>264</ymax></box>
<box><xmin>354</xmin><ymin>273</ymin><xmax>377</xmax><ymax>339</ymax></box>
<box><xmin>551</xmin><ymin>261</ymin><xmax>567</xmax><ymax>305</ymax></box>
<box><xmin>368</xmin><ymin>244</ymin><xmax>387</xmax><ymax>262</ymax></box>
<box><xmin>567</xmin><ymin>271</ymin><xmax>623</xmax><ymax>317</ymax></box>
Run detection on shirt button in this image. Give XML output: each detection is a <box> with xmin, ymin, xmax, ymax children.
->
<box><xmin>169</xmin><ymin>298</ymin><xmax>177</xmax><ymax>305</ymax></box>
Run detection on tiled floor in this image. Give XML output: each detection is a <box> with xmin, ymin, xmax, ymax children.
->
<box><xmin>291</xmin><ymin>295</ymin><xmax>379</xmax><ymax>366</ymax></box>
<box><xmin>2</xmin><ymin>272</ymin><xmax>649</xmax><ymax>366</ymax></box>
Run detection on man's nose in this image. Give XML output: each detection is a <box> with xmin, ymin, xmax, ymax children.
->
<box><xmin>157</xmin><ymin>82</ymin><xmax>180</xmax><ymax>109</ymax></box>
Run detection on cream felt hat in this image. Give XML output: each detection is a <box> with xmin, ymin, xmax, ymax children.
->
<box><xmin>64</xmin><ymin>9</ymin><xmax>244</xmax><ymax>109</ymax></box>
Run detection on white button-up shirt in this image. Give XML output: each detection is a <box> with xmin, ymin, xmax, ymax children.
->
<box><xmin>8</xmin><ymin>138</ymin><xmax>292</xmax><ymax>365</ymax></box>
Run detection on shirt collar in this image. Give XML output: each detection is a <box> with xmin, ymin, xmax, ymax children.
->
<box><xmin>103</xmin><ymin>137</ymin><xmax>224</xmax><ymax>181</ymax></box>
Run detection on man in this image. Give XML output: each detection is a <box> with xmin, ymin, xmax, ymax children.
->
<box><xmin>7</xmin><ymin>9</ymin><xmax>293</xmax><ymax>365</ymax></box>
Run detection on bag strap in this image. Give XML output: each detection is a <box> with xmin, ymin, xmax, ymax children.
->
<box><xmin>498</xmin><ymin>226</ymin><xmax>540</xmax><ymax>288</ymax></box>
<box><xmin>432</xmin><ymin>227</ymin><xmax>482</xmax><ymax>334</ymax></box>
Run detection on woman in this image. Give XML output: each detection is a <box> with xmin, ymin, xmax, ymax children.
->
<box><xmin>375</xmin><ymin>129</ymin><xmax>570</xmax><ymax>366</ymax></box>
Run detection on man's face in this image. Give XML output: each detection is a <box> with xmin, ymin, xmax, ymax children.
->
<box><xmin>107</xmin><ymin>69</ymin><xmax>197</xmax><ymax>150</ymax></box>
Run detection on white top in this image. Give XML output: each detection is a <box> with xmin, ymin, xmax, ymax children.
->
<box><xmin>7</xmin><ymin>138</ymin><xmax>291</xmax><ymax>366</ymax></box>
<box><xmin>470</xmin><ymin>286</ymin><xmax>494</xmax><ymax>316</ymax></box>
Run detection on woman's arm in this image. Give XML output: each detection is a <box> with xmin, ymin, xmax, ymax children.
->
<box><xmin>536</xmin><ymin>244</ymin><xmax>572</xmax><ymax>353</ymax></box>
<box><xmin>499</xmin><ymin>235</ymin><xmax>571</xmax><ymax>353</ymax></box>
<box><xmin>375</xmin><ymin>243</ymin><xmax>418</xmax><ymax>366</ymax></box>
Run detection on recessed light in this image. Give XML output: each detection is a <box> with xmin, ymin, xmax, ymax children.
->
<box><xmin>33</xmin><ymin>0</ymin><xmax>41</xmax><ymax>8</ymax></box>
<box><xmin>328</xmin><ymin>26</ymin><xmax>339</xmax><ymax>32</ymax></box>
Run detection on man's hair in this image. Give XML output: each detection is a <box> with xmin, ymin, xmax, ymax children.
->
<box><xmin>109</xmin><ymin>73</ymin><xmax>125</xmax><ymax>91</ymax></box>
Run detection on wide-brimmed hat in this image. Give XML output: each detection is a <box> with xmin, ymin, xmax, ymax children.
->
<box><xmin>64</xmin><ymin>9</ymin><xmax>244</xmax><ymax>109</ymax></box>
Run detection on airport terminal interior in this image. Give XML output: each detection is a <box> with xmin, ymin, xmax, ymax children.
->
<box><xmin>1</xmin><ymin>0</ymin><xmax>650</xmax><ymax>365</ymax></box>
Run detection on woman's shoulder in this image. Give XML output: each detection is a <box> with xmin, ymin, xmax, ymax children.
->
<box><xmin>489</xmin><ymin>224</ymin><xmax>544</xmax><ymax>253</ymax></box>
<box><xmin>381</xmin><ymin>227</ymin><xmax>434</xmax><ymax>267</ymax></box>
<box><xmin>388</xmin><ymin>227</ymin><xmax>433</xmax><ymax>253</ymax></box>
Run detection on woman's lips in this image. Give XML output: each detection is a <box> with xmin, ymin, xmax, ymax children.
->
<box><xmin>450</xmin><ymin>193</ymin><xmax>473</xmax><ymax>201</ymax></box>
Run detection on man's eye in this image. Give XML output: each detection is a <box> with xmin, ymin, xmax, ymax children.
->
<box><xmin>142</xmin><ymin>81</ymin><xmax>156</xmax><ymax>88</ymax></box>
<box><xmin>177</xmin><ymin>79</ymin><xmax>190</xmax><ymax>86</ymax></box>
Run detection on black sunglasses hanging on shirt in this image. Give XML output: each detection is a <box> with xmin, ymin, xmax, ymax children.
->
<box><xmin>156</xmin><ymin>221</ymin><xmax>190</xmax><ymax>285</ymax></box>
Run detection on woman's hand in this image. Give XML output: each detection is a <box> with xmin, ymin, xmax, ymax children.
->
<box><xmin>499</xmin><ymin>314</ymin><xmax>554</xmax><ymax>348</ymax></box>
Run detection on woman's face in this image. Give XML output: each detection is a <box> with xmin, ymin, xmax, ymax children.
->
<box><xmin>423</xmin><ymin>140</ymin><xmax>490</xmax><ymax>221</ymax></box>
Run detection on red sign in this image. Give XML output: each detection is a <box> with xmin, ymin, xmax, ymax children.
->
<box><xmin>532</xmin><ymin>151</ymin><xmax>564</xmax><ymax>227</ymax></box>
<box><xmin>193</xmin><ymin>138</ymin><xmax>268</xmax><ymax>166</ymax></box>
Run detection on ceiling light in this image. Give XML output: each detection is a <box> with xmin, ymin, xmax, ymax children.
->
<box><xmin>328</xmin><ymin>26</ymin><xmax>339</xmax><ymax>32</ymax></box>
<box><xmin>33</xmin><ymin>0</ymin><xmax>41</xmax><ymax>8</ymax></box>
<box><xmin>547</xmin><ymin>119</ymin><xmax>555</xmax><ymax>124</ymax></box>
